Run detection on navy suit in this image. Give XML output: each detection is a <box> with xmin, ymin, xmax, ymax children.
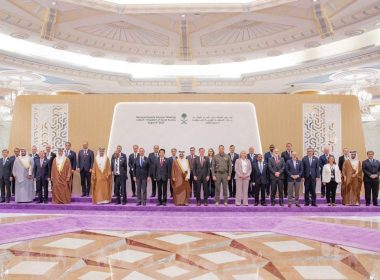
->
<box><xmin>65</xmin><ymin>150</ymin><xmax>76</xmax><ymax>170</ymax></box>
<box><xmin>111</xmin><ymin>156</ymin><xmax>128</xmax><ymax>204</ymax></box>
<box><xmin>153</xmin><ymin>157</ymin><xmax>171</xmax><ymax>204</ymax></box>
<box><xmin>33</xmin><ymin>157</ymin><xmax>50</xmax><ymax>202</ymax></box>
<box><xmin>45</xmin><ymin>152</ymin><xmax>56</xmax><ymax>176</ymax></box>
<box><xmin>319</xmin><ymin>154</ymin><xmax>329</xmax><ymax>196</ymax></box>
<box><xmin>9</xmin><ymin>155</ymin><xmax>16</xmax><ymax>195</ymax></box>
<box><xmin>281</xmin><ymin>150</ymin><xmax>292</xmax><ymax>196</ymax></box>
<box><xmin>186</xmin><ymin>154</ymin><xmax>198</xmax><ymax>197</ymax></box>
<box><xmin>228</xmin><ymin>153</ymin><xmax>239</xmax><ymax>197</ymax></box>
<box><xmin>78</xmin><ymin>149</ymin><xmax>94</xmax><ymax>196</ymax></box>
<box><xmin>264</xmin><ymin>151</ymin><xmax>273</xmax><ymax>164</ymax></box>
<box><xmin>0</xmin><ymin>157</ymin><xmax>13</xmax><ymax>201</ymax></box>
<box><xmin>247</xmin><ymin>153</ymin><xmax>257</xmax><ymax>196</ymax></box>
<box><xmin>192</xmin><ymin>156</ymin><xmax>210</xmax><ymax>204</ymax></box>
<box><xmin>302</xmin><ymin>156</ymin><xmax>320</xmax><ymax>205</ymax></box>
<box><xmin>252</xmin><ymin>161</ymin><xmax>269</xmax><ymax>205</ymax></box>
<box><xmin>148</xmin><ymin>152</ymin><xmax>159</xmax><ymax>197</ymax></box>
<box><xmin>362</xmin><ymin>159</ymin><xmax>380</xmax><ymax>206</ymax></box>
<box><xmin>134</xmin><ymin>156</ymin><xmax>150</xmax><ymax>204</ymax></box>
<box><xmin>127</xmin><ymin>152</ymin><xmax>137</xmax><ymax>196</ymax></box>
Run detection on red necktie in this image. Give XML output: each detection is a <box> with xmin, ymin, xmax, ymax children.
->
<box><xmin>160</xmin><ymin>159</ymin><xmax>163</xmax><ymax>167</ymax></box>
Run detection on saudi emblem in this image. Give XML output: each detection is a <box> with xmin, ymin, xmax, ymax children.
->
<box><xmin>181</xmin><ymin>113</ymin><xmax>188</xmax><ymax>124</ymax></box>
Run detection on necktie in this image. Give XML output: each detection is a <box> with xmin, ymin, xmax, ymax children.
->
<box><xmin>309</xmin><ymin>157</ymin><xmax>312</xmax><ymax>165</ymax></box>
<box><xmin>3</xmin><ymin>158</ymin><xmax>6</xmax><ymax>166</ymax></box>
<box><xmin>134</xmin><ymin>153</ymin><xmax>137</xmax><ymax>159</ymax></box>
<box><xmin>259</xmin><ymin>162</ymin><xmax>263</xmax><ymax>173</ymax></box>
<box><xmin>160</xmin><ymin>158</ymin><xmax>163</xmax><ymax>167</ymax></box>
<box><xmin>201</xmin><ymin>157</ymin><xmax>203</xmax><ymax>166</ymax></box>
<box><xmin>140</xmin><ymin>157</ymin><xmax>143</xmax><ymax>167</ymax></box>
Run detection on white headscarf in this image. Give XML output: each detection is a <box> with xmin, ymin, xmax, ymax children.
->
<box><xmin>349</xmin><ymin>152</ymin><xmax>359</xmax><ymax>171</ymax></box>
<box><xmin>96</xmin><ymin>150</ymin><xmax>107</xmax><ymax>172</ymax></box>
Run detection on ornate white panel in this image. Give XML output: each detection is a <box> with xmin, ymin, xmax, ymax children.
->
<box><xmin>303</xmin><ymin>103</ymin><xmax>341</xmax><ymax>157</ymax></box>
<box><xmin>31</xmin><ymin>104</ymin><xmax>68</xmax><ymax>151</ymax></box>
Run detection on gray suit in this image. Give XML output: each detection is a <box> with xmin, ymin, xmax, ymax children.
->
<box><xmin>268</xmin><ymin>157</ymin><xmax>285</xmax><ymax>205</ymax></box>
<box><xmin>193</xmin><ymin>156</ymin><xmax>210</xmax><ymax>203</ymax></box>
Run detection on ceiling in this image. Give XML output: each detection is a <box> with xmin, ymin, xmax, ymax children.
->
<box><xmin>0</xmin><ymin>0</ymin><xmax>378</xmax><ymax>94</ymax></box>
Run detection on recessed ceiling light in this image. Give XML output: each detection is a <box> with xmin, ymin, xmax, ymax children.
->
<box><xmin>375</xmin><ymin>22</ymin><xmax>380</xmax><ymax>26</ymax></box>
<box><xmin>52</xmin><ymin>1</ymin><xmax>56</xmax><ymax>5</ymax></box>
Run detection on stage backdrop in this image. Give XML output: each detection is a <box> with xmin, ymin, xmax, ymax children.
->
<box><xmin>8</xmin><ymin>94</ymin><xmax>365</xmax><ymax>194</ymax></box>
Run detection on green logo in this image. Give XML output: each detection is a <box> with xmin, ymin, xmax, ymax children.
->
<box><xmin>181</xmin><ymin>113</ymin><xmax>188</xmax><ymax>124</ymax></box>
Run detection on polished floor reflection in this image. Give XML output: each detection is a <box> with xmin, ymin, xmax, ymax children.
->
<box><xmin>0</xmin><ymin>228</ymin><xmax>379</xmax><ymax>279</ymax></box>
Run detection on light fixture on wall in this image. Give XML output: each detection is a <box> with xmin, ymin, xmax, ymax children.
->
<box><xmin>346</xmin><ymin>84</ymin><xmax>373</xmax><ymax>121</ymax></box>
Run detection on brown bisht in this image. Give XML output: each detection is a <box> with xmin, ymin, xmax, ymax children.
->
<box><xmin>342</xmin><ymin>160</ymin><xmax>362</xmax><ymax>205</ymax></box>
<box><xmin>171</xmin><ymin>159</ymin><xmax>191</xmax><ymax>206</ymax></box>
<box><xmin>91</xmin><ymin>157</ymin><xmax>112</xmax><ymax>204</ymax></box>
<box><xmin>51</xmin><ymin>157</ymin><xmax>72</xmax><ymax>204</ymax></box>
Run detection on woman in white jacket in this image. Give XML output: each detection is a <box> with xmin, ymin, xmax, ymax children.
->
<box><xmin>322</xmin><ymin>155</ymin><xmax>341</xmax><ymax>206</ymax></box>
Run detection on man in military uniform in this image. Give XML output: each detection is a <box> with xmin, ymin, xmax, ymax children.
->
<box><xmin>211</xmin><ymin>145</ymin><xmax>232</xmax><ymax>206</ymax></box>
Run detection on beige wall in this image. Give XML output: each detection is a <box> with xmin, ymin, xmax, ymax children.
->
<box><xmin>9</xmin><ymin>94</ymin><xmax>365</xmax><ymax>156</ymax></box>
<box><xmin>8</xmin><ymin>94</ymin><xmax>365</xmax><ymax>194</ymax></box>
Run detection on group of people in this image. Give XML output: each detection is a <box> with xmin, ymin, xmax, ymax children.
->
<box><xmin>0</xmin><ymin>141</ymin><xmax>379</xmax><ymax>208</ymax></box>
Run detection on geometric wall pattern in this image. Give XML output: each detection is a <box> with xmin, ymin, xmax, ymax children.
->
<box><xmin>31</xmin><ymin>104</ymin><xmax>68</xmax><ymax>151</ymax></box>
<box><xmin>303</xmin><ymin>103</ymin><xmax>342</xmax><ymax>157</ymax></box>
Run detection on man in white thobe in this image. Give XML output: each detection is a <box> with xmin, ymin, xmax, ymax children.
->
<box><xmin>12</xmin><ymin>148</ymin><xmax>34</xmax><ymax>203</ymax></box>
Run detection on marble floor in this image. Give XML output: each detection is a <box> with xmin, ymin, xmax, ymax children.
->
<box><xmin>0</xmin><ymin>212</ymin><xmax>379</xmax><ymax>279</ymax></box>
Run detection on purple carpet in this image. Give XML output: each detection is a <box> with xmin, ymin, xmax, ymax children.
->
<box><xmin>0</xmin><ymin>196</ymin><xmax>379</xmax><ymax>253</ymax></box>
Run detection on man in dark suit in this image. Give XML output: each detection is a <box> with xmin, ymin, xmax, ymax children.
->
<box><xmin>167</xmin><ymin>148</ymin><xmax>177</xmax><ymax>197</ymax></box>
<box><xmin>127</xmin><ymin>145</ymin><xmax>139</xmax><ymax>197</ymax></box>
<box><xmin>285</xmin><ymin>151</ymin><xmax>303</xmax><ymax>207</ymax></box>
<box><xmin>247</xmin><ymin>146</ymin><xmax>257</xmax><ymax>197</ymax></box>
<box><xmin>30</xmin><ymin>146</ymin><xmax>39</xmax><ymax>160</ymax></box>
<box><xmin>148</xmin><ymin>145</ymin><xmax>159</xmax><ymax>197</ymax></box>
<box><xmin>319</xmin><ymin>146</ymin><xmax>330</xmax><ymax>198</ymax></box>
<box><xmin>153</xmin><ymin>149</ymin><xmax>170</xmax><ymax>206</ymax></box>
<box><xmin>362</xmin><ymin>150</ymin><xmax>380</xmax><ymax>206</ymax></box>
<box><xmin>268</xmin><ymin>148</ymin><xmax>286</xmax><ymax>206</ymax></box>
<box><xmin>228</xmin><ymin>145</ymin><xmax>239</xmax><ymax>198</ymax></box>
<box><xmin>77</xmin><ymin>142</ymin><xmax>94</xmax><ymax>197</ymax></box>
<box><xmin>264</xmin><ymin>144</ymin><xmax>275</xmax><ymax>164</ymax></box>
<box><xmin>133</xmin><ymin>148</ymin><xmax>150</xmax><ymax>206</ymax></box>
<box><xmin>252</xmin><ymin>154</ymin><xmax>269</xmax><ymax>206</ymax></box>
<box><xmin>281</xmin><ymin>143</ymin><xmax>292</xmax><ymax>196</ymax></box>
<box><xmin>64</xmin><ymin>142</ymin><xmax>76</xmax><ymax>171</ymax></box>
<box><xmin>45</xmin><ymin>144</ymin><xmax>56</xmax><ymax>173</ymax></box>
<box><xmin>64</xmin><ymin>142</ymin><xmax>76</xmax><ymax>192</ymax></box>
<box><xmin>111</xmin><ymin>151</ymin><xmax>128</xmax><ymax>205</ymax></box>
<box><xmin>9</xmin><ymin>147</ymin><xmax>20</xmax><ymax>196</ymax></box>
<box><xmin>112</xmin><ymin>145</ymin><xmax>127</xmax><ymax>197</ymax></box>
<box><xmin>0</xmin><ymin>149</ymin><xmax>13</xmax><ymax>203</ymax></box>
<box><xmin>33</xmin><ymin>151</ymin><xmax>50</xmax><ymax>203</ymax></box>
<box><xmin>193</xmin><ymin>147</ymin><xmax>210</xmax><ymax>206</ymax></box>
<box><xmin>186</xmin><ymin>147</ymin><xmax>197</xmax><ymax>197</ymax></box>
<box><xmin>338</xmin><ymin>148</ymin><xmax>350</xmax><ymax>172</ymax></box>
<box><xmin>302</xmin><ymin>147</ymin><xmax>320</xmax><ymax>206</ymax></box>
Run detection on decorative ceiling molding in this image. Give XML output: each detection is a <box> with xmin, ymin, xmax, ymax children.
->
<box><xmin>76</xmin><ymin>20</ymin><xmax>170</xmax><ymax>47</ymax></box>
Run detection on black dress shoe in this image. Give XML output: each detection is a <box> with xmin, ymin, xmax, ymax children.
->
<box><xmin>271</xmin><ymin>202</ymin><xmax>275</xmax><ymax>206</ymax></box>
<box><xmin>312</xmin><ymin>203</ymin><xmax>317</xmax><ymax>207</ymax></box>
<box><xmin>156</xmin><ymin>203</ymin><xmax>161</xmax><ymax>206</ymax></box>
<box><xmin>136</xmin><ymin>202</ymin><xmax>141</xmax><ymax>206</ymax></box>
<box><xmin>132</xmin><ymin>194</ymin><xmax>136</xmax><ymax>197</ymax></box>
<box><xmin>81</xmin><ymin>194</ymin><xmax>86</xmax><ymax>197</ymax></box>
<box><xmin>296</xmin><ymin>204</ymin><xmax>301</xmax><ymax>207</ymax></box>
<box><xmin>0</xmin><ymin>200</ymin><xmax>5</xmax><ymax>203</ymax></box>
<box><xmin>321</xmin><ymin>195</ymin><xmax>325</xmax><ymax>198</ymax></box>
<box><xmin>366</xmin><ymin>203</ymin><xmax>370</xmax><ymax>206</ymax></box>
<box><xmin>254</xmin><ymin>203</ymin><xmax>259</xmax><ymax>206</ymax></box>
<box><xmin>86</xmin><ymin>194</ymin><xmax>90</xmax><ymax>197</ymax></box>
<box><xmin>115</xmin><ymin>200</ymin><xmax>121</xmax><ymax>205</ymax></box>
<box><xmin>204</xmin><ymin>203</ymin><xmax>208</xmax><ymax>206</ymax></box>
<box><xmin>43</xmin><ymin>200</ymin><xmax>48</xmax><ymax>204</ymax></box>
<box><xmin>261</xmin><ymin>203</ymin><xmax>267</xmax><ymax>206</ymax></box>
<box><xmin>122</xmin><ymin>201</ymin><xmax>127</xmax><ymax>205</ymax></box>
<box><xmin>142</xmin><ymin>202</ymin><xmax>146</xmax><ymax>206</ymax></box>
<box><xmin>162</xmin><ymin>203</ymin><xmax>166</xmax><ymax>206</ymax></box>
<box><xmin>304</xmin><ymin>203</ymin><xmax>309</xmax><ymax>206</ymax></box>
<box><xmin>280</xmin><ymin>203</ymin><xmax>284</xmax><ymax>207</ymax></box>
<box><xmin>6</xmin><ymin>199</ymin><xmax>10</xmax><ymax>203</ymax></box>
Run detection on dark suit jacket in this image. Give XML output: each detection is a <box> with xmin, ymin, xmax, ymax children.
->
<box><xmin>228</xmin><ymin>153</ymin><xmax>239</xmax><ymax>174</ymax></box>
<box><xmin>78</xmin><ymin>149</ymin><xmax>94</xmax><ymax>171</ymax></box>
<box><xmin>127</xmin><ymin>153</ymin><xmax>137</xmax><ymax>174</ymax></box>
<box><xmin>154</xmin><ymin>157</ymin><xmax>170</xmax><ymax>181</ymax></box>
<box><xmin>0</xmin><ymin>157</ymin><xmax>13</xmax><ymax>179</ymax></box>
<box><xmin>112</xmin><ymin>152</ymin><xmax>127</xmax><ymax>161</ymax></box>
<box><xmin>268</xmin><ymin>157</ymin><xmax>286</xmax><ymax>180</ymax></box>
<box><xmin>264</xmin><ymin>152</ymin><xmax>273</xmax><ymax>164</ymax></box>
<box><xmin>281</xmin><ymin>150</ymin><xmax>292</xmax><ymax>163</ymax></box>
<box><xmin>33</xmin><ymin>157</ymin><xmax>50</xmax><ymax>180</ymax></box>
<box><xmin>111</xmin><ymin>156</ymin><xmax>128</xmax><ymax>179</ymax></box>
<box><xmin>45</xmin><ymin>152</ymin><xmax>56</xmax><ymax>172</ymax></box>
<box><xmin>285</xmin><ymin>159</ymin><xmax>303</xmax><ymax>182</ymax></box>
<box><xmin>134</xmin><ymin>156</ymin><xmax>150</xmax><ymax>179</ymax></box>
<box><xmin>252</xmin><ymin>161</ymin><xmax>269</xmax><ymax>185</ymax></box>
<box><xmin>362</xmin><ymin>159</ymin><xmax>380</xmax><ymax>183</ymax></box>
<box><xmin>65</xmin><ymin>150</ymin><xmax>77</xmax><ymax>170</ymax></box>
<box><xmin>186</xmin><ymin>155</ymin><xmax>198</xmax><ymax>172</ymax></box>
<box><xmin>319</xmin><ymin>154</ymin><xmax>330</xmax><ymax>179</ymax></box>
<box><xmin>148</xmin><ymin>152</ymin><xmax>159</xmax><ymax>176</ymax></box>
<box><xmin>30</xmin><ymin>153</ymin><xmax>39</xmax><ymax>160</ymax></box>
<box><xmin>302</xmin><ymin>156</ymin><xmax>320</xmax><ymax>179</ymax></box>
<box><xmin>247</xmin><ymin>153</ymin><xmax>257</xmax><ymax>180</ymax></box>
<box><xmin>193</xmin><ymin>156</ymin><xmax>210</xmax><ymax>181</ymax></box>
<box><xmin>167</xmin><ymin>156</ymin><xmax>177</xmax><ymax>176</ymax></box>
<box><xmin>338</xmin><ymin>155</ymin><xmax>347</xmax><ymax>172</ymax></box>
